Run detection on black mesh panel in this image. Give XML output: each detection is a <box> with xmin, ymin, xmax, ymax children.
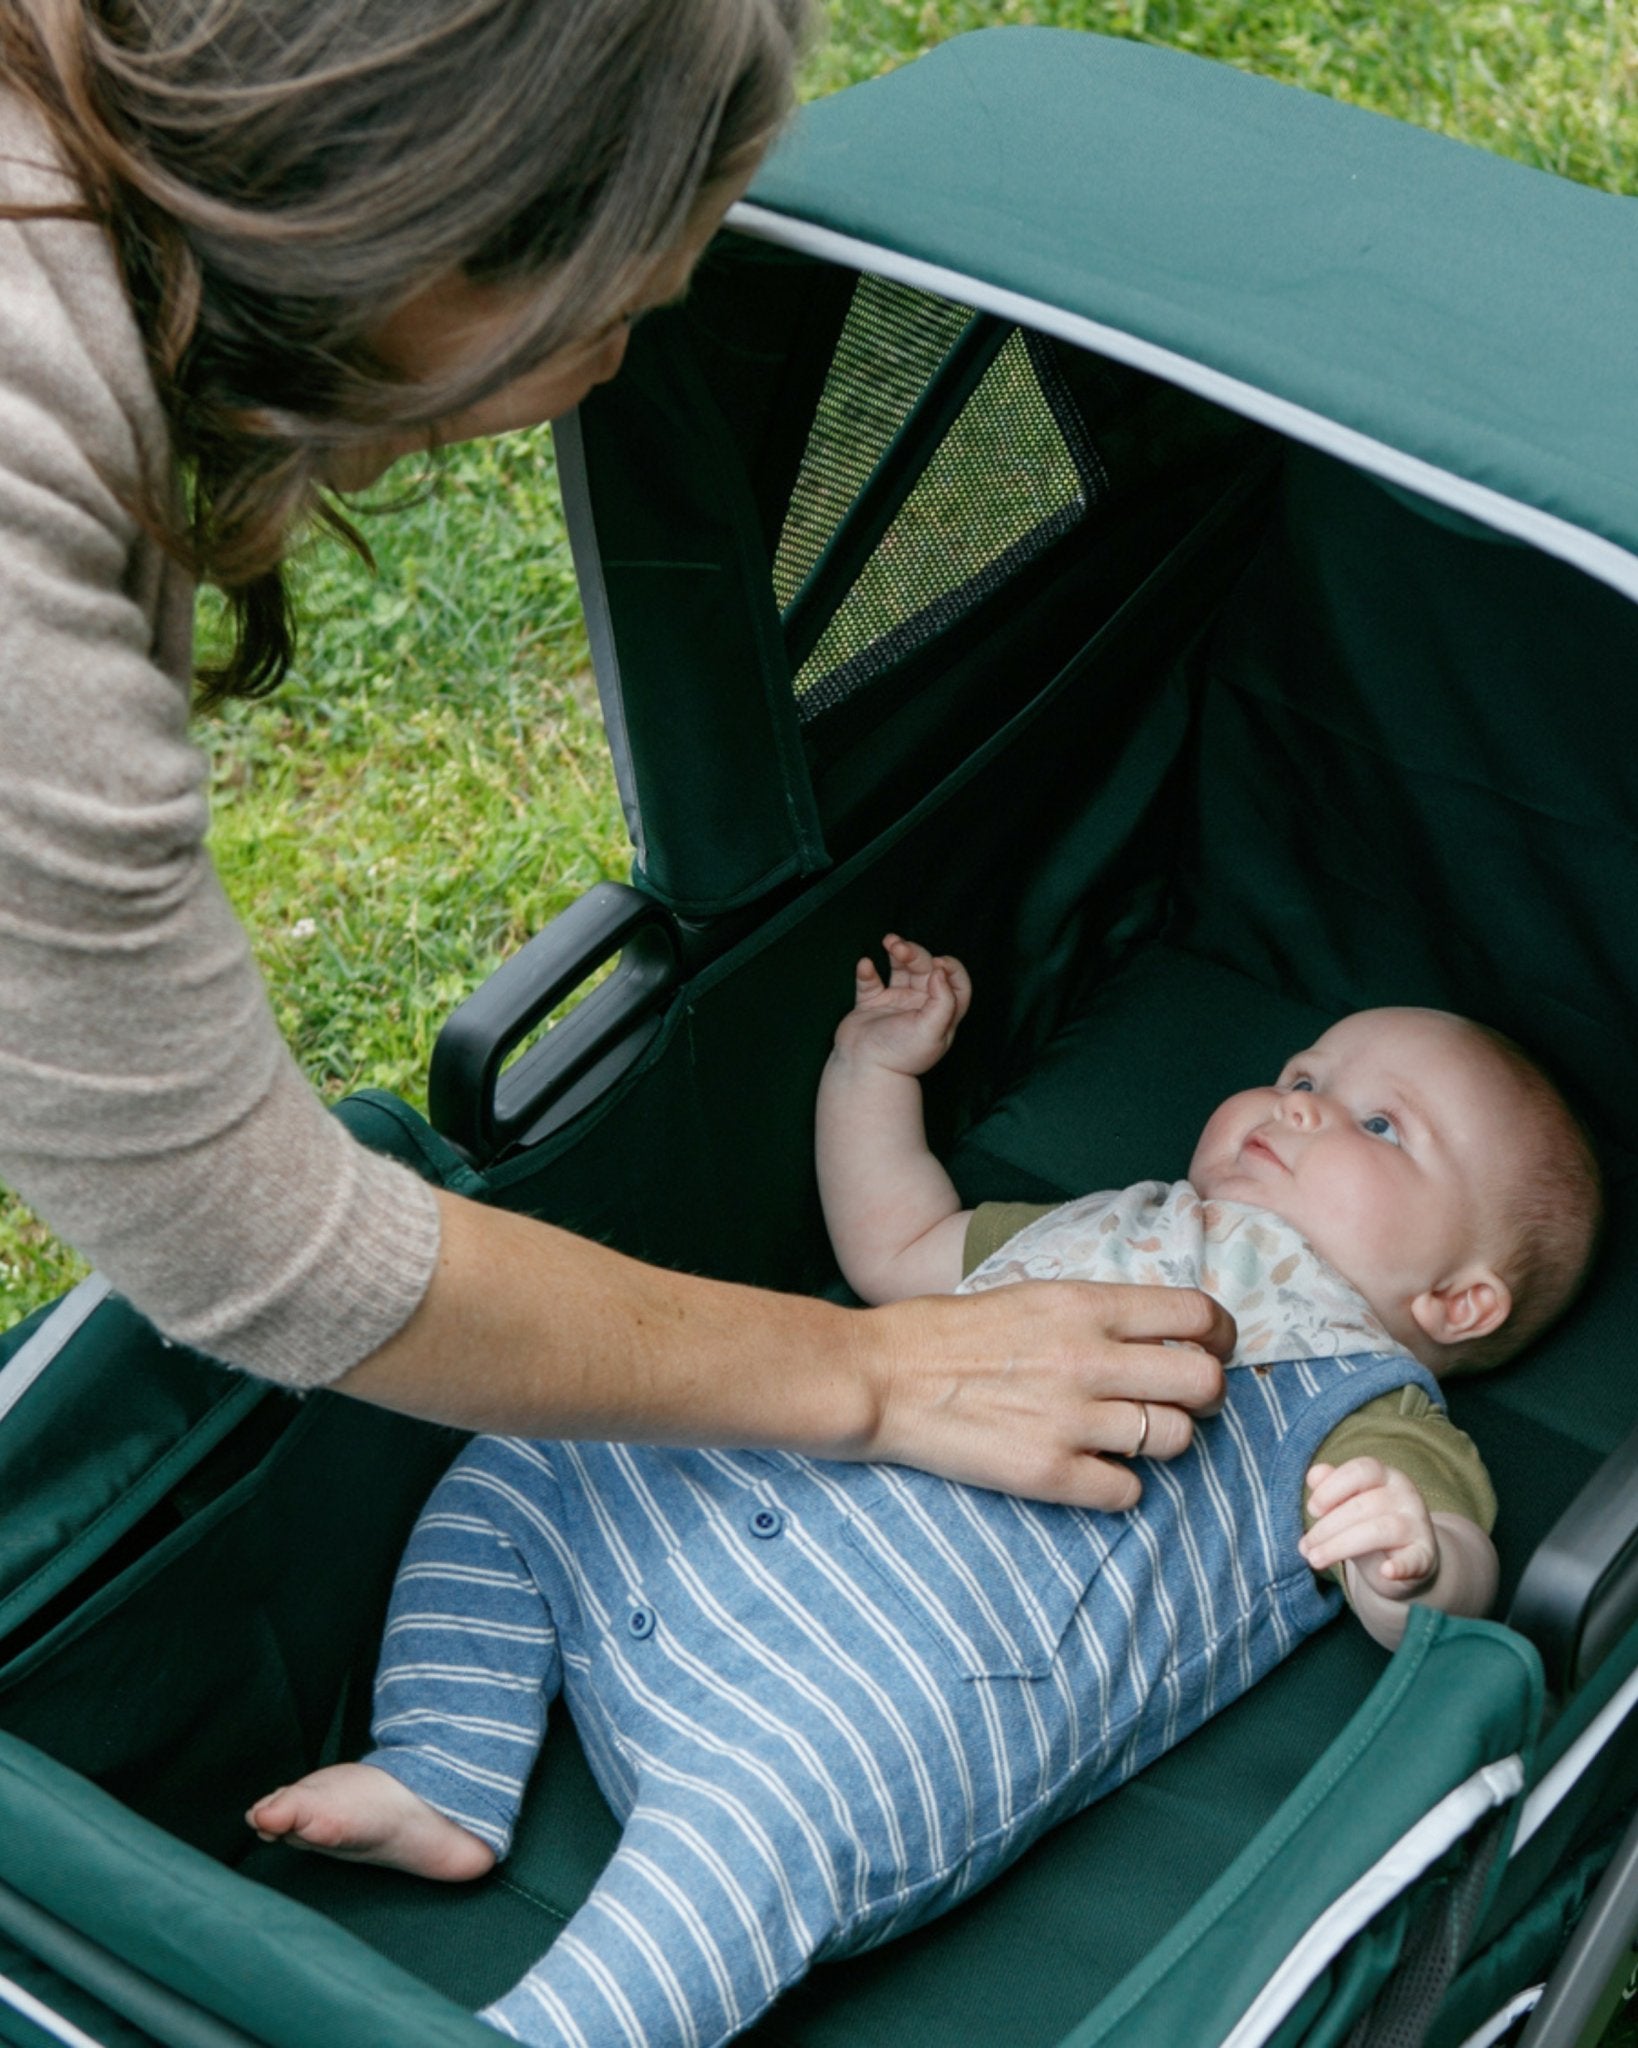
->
<box><xmin>771</xmin><ymin>276</ymin><xmax>972</xmax><ymax>611</ymax></box>
<box><xmin>773</xmin><ymin>275</ymin><xmax>1106</xmax><ymax>726</ymax></box>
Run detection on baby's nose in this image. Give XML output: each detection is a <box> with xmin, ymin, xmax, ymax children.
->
<box><xmin>1280</xmin><ymin>1091</ymin><xmax>1322</xmax><ymax>1130</ymax></box>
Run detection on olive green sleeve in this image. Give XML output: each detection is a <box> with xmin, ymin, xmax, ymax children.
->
<box><xmin>963</xmin><ymin>1202</ymin><xmax>1057</xmax><ymax>1277</ymax></box>
<box><xmin>1305</xmin><ymin>1384</ymin><xmax>1497</xmax><ymax>1597</ymax></box>
<box><xmin>1309</xmin><ymin>1386</ymin><xmax>1497</xmax><ymax>1532</ymax></box>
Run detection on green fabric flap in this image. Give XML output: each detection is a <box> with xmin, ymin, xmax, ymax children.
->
<box><xmin>0</xmin><ymin>1731</ymin><xmax>495</xmax><ymax>2048</ymax></box>
<box><xmin>0</xmin><ymin>1295</ymin><xmax>270</xmax><ymax>1647</ymax></box>
<box><xmin>1060</xmin><ymin>1611</ymin><xmax>1541</xmax><ymax>2048</ymax></box>
<box><xmin>1430</xmin><ymin>1831</ymin><xmax>1623</xmax><ymax>2048</ymax></box>
<box><xmin>571</xmin><ymin>312</ymin><xmax>829</xmax><ymax>916</ymax></box>
<box><xmin>750</xmin><ymin>29</ymin><xmax>1638</xmax><ymax>571</ymax></box>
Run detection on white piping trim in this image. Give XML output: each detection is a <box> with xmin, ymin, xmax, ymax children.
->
<box><xmin>1219</xmin><ymin>1755</ymin><xmax>1526</xmax><ymax>2048</ymax></box>
<box><xmin>727</xmin><ymin>203</ymin><xmax>1638</xmax><ymax>607</ymax></box>
<box><xmin>1513</xmin><ymin>1656</ymin><xmax>1638</xmax><ymax>1854</ymax></box>
<box><xmin>0</xmin><ymin>1277</ymin><xmax>110</xmax><ymax>1428</ymax></box>
<box><xmin>1457</xmin><ymin>1983</ymin><xmax>1545</xmax><ymax>2048</ymax></box>
<box><xmin>0</xmin><ymin>1968</ymin><xmax>107</xmax><ymax>2048</ymax></box>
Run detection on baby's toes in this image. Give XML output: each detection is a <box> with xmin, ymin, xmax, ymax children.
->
<box><xmin>246</xmin><ymin>1786</ymin><xmax>305</xmax><ymax>1842</ymax></box>
<box><xmin>246</xmin><ymin>1778</ymin><xmax>355</xmax><ymax>1850</ymax></box>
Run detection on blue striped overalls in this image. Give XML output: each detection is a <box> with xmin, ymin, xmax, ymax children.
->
<box><xmin>365</xmin><ymin>1345</ymin><xmax>1438</xmax><ymax>2047</ymax></box>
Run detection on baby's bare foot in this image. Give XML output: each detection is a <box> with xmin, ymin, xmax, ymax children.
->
<box><xmin>246</xmin><ymin>1764</ymin><xmax>495</xmax><ymax>1883</ymax></box>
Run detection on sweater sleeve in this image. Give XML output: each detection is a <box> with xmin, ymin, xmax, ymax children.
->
<box><xmin>0</xmin><ymin>170</ymin><xmax>440</xmax><ymax>1387</ymax></box>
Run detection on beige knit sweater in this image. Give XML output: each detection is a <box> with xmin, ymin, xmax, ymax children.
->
<box><xmin>0</xmin><ymin>97</ymin><xmax>441</xmax><ymax>1385</ymax></box>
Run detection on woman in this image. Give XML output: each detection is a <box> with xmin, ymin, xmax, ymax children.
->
<box><xmin>0</xmin><ymin>0</ymin><xmax>1228</xmax><ymax>1506</ymax></box>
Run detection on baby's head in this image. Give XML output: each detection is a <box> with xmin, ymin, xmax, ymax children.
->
<box><xmin>1189</xmin><ymin>1008</ymin><xmax>1601</xmax><ymax>1374</ymax></box>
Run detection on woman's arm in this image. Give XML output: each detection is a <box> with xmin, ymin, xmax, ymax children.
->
<box><xmin>336</xmin><ymin>1186</ymin><xmax>1232</xmax><ymax>1508</ymax></box>
<box><xmin>0</xmin><ymin>232</ymin><xmax>1230</xmax><ymax>1505</ymax></box>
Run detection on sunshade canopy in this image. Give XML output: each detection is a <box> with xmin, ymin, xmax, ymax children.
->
<box><xmin>742</xmin><ymin>28</ymin><xmax>1638</xmax><ymax>595</ymax></box>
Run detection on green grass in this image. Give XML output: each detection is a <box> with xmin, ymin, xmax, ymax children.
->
<box><xmin>4</xmin><ymin>0</ymin><xmax>1636</xmax><ymax>1326</ymax></box>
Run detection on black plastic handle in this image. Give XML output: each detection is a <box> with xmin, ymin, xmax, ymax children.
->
<box><xmin>429</xmin><ymin>881</ymin><xmax>679</xmax><ymax>1164</ymax></box>
<box><xmin>1507</xmin><ymin>1409</ymin><xmax>1638</xmax><ymax>1696</ymax></box>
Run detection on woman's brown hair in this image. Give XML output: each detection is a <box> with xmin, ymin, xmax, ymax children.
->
<box><xmin>0</xmin><ymin>0</ymin><xmax>809</xmax><ymax>699</ymax></box>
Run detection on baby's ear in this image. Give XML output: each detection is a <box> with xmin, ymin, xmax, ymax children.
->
<box><xmin>1410</xmin><ymin>1269</ymin><xmax>1512</xmax><ymax>1350</ymax></box>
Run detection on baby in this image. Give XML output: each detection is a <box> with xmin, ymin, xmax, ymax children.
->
<box><xmin>249</xmin><ymin>936</ymin><xmax>1600</xmax><ymax>2048</ymax></box>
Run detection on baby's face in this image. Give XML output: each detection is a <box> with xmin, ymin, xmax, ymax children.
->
<box><xmin>1188</xmin><ymin>1009</ymin><xmax>1519</xmax><ymax>1361</ymax></box>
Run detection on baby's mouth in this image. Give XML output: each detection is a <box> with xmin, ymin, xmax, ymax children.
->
<box><xmin>1241</xmin><ymin>1133</ymin><xmax>1289</xmax><ymax>1173</ymax></box>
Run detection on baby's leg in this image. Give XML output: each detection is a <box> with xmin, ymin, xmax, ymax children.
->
<box><xmin>249</xmin><ymin>1453</ymin><xmax>560</xmax><ymax>1876</ymax></box>
<box><xmin>480</xmin><ymin>1783</ymin><xmax>839</xmax><ymax>2048</ymax></box>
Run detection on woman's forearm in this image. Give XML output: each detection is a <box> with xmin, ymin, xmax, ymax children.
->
<box><xmin>334</xmin><ymin>1188</ymin><xmax>881</xmax><ymax>1449</ymax></box>
<box><xmin>334</xmin><ymin>1188</ymin><xmax>1234</xmax><ymax>1511</ymax></box>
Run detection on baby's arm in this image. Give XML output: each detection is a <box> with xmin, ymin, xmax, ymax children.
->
<box><xmin>1299</xmin><ymin>1459</ymin><xmax>1499</xmax><ymax>1652</ymax></box>
<box><xmin>816</xmin><ymin>935</ymin><xmax>973</xmax><ymax>1304</ymax></box>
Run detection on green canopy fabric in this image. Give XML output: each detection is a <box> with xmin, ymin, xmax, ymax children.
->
<box><xmin>743</xmin><ymin>28</ymin><xmax>1638</xmax><ymax>595</ymax></box>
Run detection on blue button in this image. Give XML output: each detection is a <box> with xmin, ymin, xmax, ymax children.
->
<box><xmin>627</xmin><ymin>1605</ymin><xmax>655</xmax><ymax>1640</ymax></box>
<box><xmin>749</xmin><ymin>1507</ymin><xmax>785</xmax><ymax>1540</ymax></box>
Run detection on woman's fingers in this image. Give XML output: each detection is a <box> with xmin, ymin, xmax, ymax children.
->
<box><xmin>865</xmin><ymin>1281</ymin><xmax>1238</xmax><ymax>1508</ymax></box>
<box><xmin>1101</xmin><ymin>1392</ymin><xmax>1194</xmax><ymax>1462</ymax></box>
<box><xmin>1087</xmin><ymin>1281</ymin><xmax>1237</xmax><ymax>1357</ymax></box>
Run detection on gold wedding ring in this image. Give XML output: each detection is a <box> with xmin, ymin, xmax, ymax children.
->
<box><xmin>1132</xmin><ymin>1400</ymin><xmax>1150</xmax><ymax>1458</ymax></box>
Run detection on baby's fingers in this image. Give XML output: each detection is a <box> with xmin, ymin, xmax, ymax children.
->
<box><xmin>882</xmin><ymin>933</ymin><xmax>937</xmax><ymax>987</ymax></box>
<box><xmin>854</xmin><ymin>956</ymin><xmax>886</xmax><ymax>1000</ymax></box>
<box><xmin>934</xmin><ymin>955</ymin><xmax>973</xmax><ymax>1025</ymax></box>
<box><xmin>1300</xmin><ymin>1504</ymin><xmax>1433</xmax><ymax>1581</ymax></box>
<box><xmin>1305</xmin><ymin>1456</ymin><xmax>1389</xmax><ymax>1518</ymax></box>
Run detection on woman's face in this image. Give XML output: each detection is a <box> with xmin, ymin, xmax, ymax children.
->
<box><xmin>331</xmin><ymin>179</ymin><xmax>744</xmax><ymax>490</ymax></box>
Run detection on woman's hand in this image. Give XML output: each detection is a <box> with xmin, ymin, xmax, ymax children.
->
<box><xmin>855</xmin><ymin>1280</ymin><xmax>1233</xmax><ymax>1509</ymax></box>
<box><xmin>341</xmin><ymin>1193</ymin><xmax>1230</xmax><ymax>1510</ymax></box>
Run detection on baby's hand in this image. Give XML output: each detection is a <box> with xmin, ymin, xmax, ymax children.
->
<box><xmin>1299</xmin><ymin>1459</ymin><xmax>1440</xmax><ymax>1602</ymax></box>
<box><xmin>832</xmin><ymin>934</ymin><xmax>973</xmax><ymax>1078</ymax></box>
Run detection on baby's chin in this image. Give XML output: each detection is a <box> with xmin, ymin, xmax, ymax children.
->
<box><xmin>1191</xmin><ymin>1160</ymin><xmax>1285</xmax><ymax>1214</ymax></box>
<box><xmin>1193</xmin><ymin>1170</ymin><xmax>1322</xmax><ymax>1254</ymax></box>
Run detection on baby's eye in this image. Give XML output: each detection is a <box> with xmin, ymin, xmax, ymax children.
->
<box><xmin>1361</xmin><ymin>1114</ymin><xmax>1401</xmax><ymax>1145</ymax></box>
<box><xmin>1286</xmin><ymin>1077</ymin><xmax>1314</xmax><ymax>1093</ymax></box>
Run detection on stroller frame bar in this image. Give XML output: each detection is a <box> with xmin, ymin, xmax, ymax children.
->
<box><xmin>1517</xmin><ymin>1801</ymin><xmax>1638</xmax><ymax>2046</ymax></box>
<box><xmin>726</xmin><ymin>201</ymin><xmax>1638</xmax><ymax>607</ymax></box>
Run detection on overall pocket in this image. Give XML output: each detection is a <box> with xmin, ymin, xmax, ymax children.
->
<box><xmin>833</xmin><ymin>1463</ymin><xmax>1122</xmax><ymax>1680</ymax></box>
